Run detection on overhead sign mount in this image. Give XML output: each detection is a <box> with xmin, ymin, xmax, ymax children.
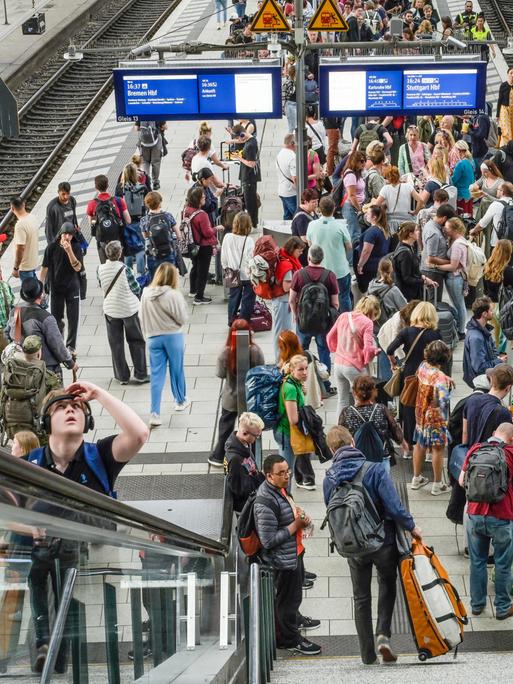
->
<box><xmin>308</xmin><ymin>0</ymin><xmax>349</xmax><ymax>31</ymax></box>
<box><xmin>250</xmin><ymin>0</ymin><xmax>290</xmax><ymax>33</ymax></box>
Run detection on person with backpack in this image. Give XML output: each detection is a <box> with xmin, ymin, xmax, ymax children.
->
<box><xmin>183</xmin><ymin>186</ymin><xmax>218</xmax><ymax>304</ymax></box>
<box><xmin>463</xmin><ymin>296</ymin><xmax>507</xmax><ymax>388</ymax></box>
<box><xmin>270</xmin><ymin>237</ymin><xmax>304</xmax><ymax>361</ymax></box>
<box><xmin>459</xmin><ymin>422</ymin><xmax>513</xmax><ymax>620</ymax></box>
<box><xmin>136</xmin><ymin>120</ymin><xmax>166</xmax><ymax>190</ymax></box>
<box><xmin>338</xmin><ymin>375</ymin><xmax>409</xmax><ymax>473</ymax></box>
<box><xmin>0</xmin><ymin>335</ymin><xmax>61</xmax><ymax>443</ymax></box>
<box><xmin>40</xmin><ymin>222</ymin><xmax>83</xmax><ymax>353</ymax></box>
<box><xmin>471</xmin><ymin>181</ymin><xmax>513</xmax><ymax>249</ymax></box>
<box><xmin>117</xmin><ymin>162</ymin><xmax>148</xmax><ymax>276</ymax></box>
<box><xmin>340</xmin><ymin>151</ymin><xmax>367</xmax><ymax>265</ymax></box>
<box><xmin>139</xmin><ymin>191</ymin><xmax>179</xmax><ymax>279</ymax></box>
<box><xmin>86</xmin><ymin>175</ymin><xmax>131</xmax><ymax>264</ymax></box>
<box><xmin>411</xmin><ymin>340</ymin><xmax>453</xmax><ymax>496</ymax></box>
<box><xmin>224</xmin><ymin>412</ymin><xmax>265</xmax><ymax>512</ymax></box>
<box><xmin>25</xmin><ymin>381</ymin><xmax>149</xmax><ymax>672</ymax></box>
<box><xmin>351</xmin><ymin>117</ymin><xmax>392</xmax><ymax>156</ymax></box>
<box><xmin>253</xmin><ymin>454</ymin><xmax>322</xmax><ymax>655</ymax></box>
<box><xmin>327</xmin><ymin>295</ymin><xmax>381</xmax><ymax>415</ymax></box>
<box><xmin>221</xmin><ymin>211</ymin><xmax>255</xmax><ymax>326</ymax></box>
<box><xmin>307</xmin><ymin>196</ymin><xmax>352</xmax><ymax>312</ymax></box>
<box><xmin>97</xmin><ymin>241</ymin><xmax>148</xmax><ymax>387</ymax></box>
<box><xmin>289</xmin><ymin>244</ymin><xmax>339</xmax><ymax>395</ymax></box>
<box><xmin>419</xmin><ymin>204</ymin><xmax>457</xmax><ymax>301</ymax></box>
<box><xmin>435</xmin><ymin>216</ymin><xmax>469</xmax><ymax>339</ymax></box>
<box><xmin>323</xmin><ymin>425</ymin><xmax>422</xmax><ymax>664</ymax></box>
<box><xmin>373</xmin><ymin>166</ymin><xmax>423</xmax><ymax>235</ymax></box>
<box><xmin>208</xmin><ymin>320</ymin><xmax>264</xmax><ymax>467</ymax></box>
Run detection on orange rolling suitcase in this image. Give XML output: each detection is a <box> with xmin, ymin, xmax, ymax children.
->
<box><xmin>400</xmin><ymin>538</ymin><xmax>468</xmax><ymax>661</ymax></box>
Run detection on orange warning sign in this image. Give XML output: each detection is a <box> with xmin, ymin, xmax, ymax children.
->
<box><xmin>308</xmin><ymin>0</ymin><xmax>349</xmax><ymax>31</ymax></box>
<box><xmin>250</xmin><ymin>0</ymin><xmax>291</xmax><ymax>32</ymax></box>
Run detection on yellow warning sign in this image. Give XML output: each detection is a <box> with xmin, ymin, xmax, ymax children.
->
<box><xmin>308</xmin><ymin>0</ymin><xmax>349</xmax><ymax>31</ymax></box>
<box><xmin>250</xmin><ymin>0</ymin><xmax>291</xmax><ymax>33</ymax></box>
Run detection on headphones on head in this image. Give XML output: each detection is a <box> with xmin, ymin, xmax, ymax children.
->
<box><xmin>40</xmin><ymin>394</ymin><xmax>95</xmax><ymax>435</ymax></box>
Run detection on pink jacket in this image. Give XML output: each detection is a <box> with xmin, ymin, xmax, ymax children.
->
<box><xmin>327</xmin><ymin>310</ymin><xmax>380</xmax><ymax>370</ymax></box>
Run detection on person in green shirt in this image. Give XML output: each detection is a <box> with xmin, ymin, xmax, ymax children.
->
<box><xmin>274</xmin><ymin>354</ymin><xmax>316</xmax><ymax>491</ymax></box>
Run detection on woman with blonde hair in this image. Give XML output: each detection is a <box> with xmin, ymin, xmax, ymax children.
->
<box><xmin>451</xmin><ymin>140</ymin><xmax>475</xmax><ymax>215</ymax></box>
<box><xmin>221</xmin><ymin>211</ymin><xmax>255</xmax><ymax>326</ymax></box>
<box><xmin>483</xmin><ymin>239</ymin><xmax>513</xmax><ymax>350</ymax></box>
<box><xmin>437</xmin><ymin>217</ymin><xmax>468</xmax><ymax>338</ymax></box>
<box><xmin>184</xmin><ymin>121</ymin><xmax>227</xmax><ymax>181</ymax></box>
<box><xmin>11</xmin><ymin>431</ymin><xmax>40</xmax><ymax>458</ymax></box>
<box><xmin>418</xmin><ymin>156</ymin><xmax>450</xmax><ymax>207</ymax></box>
<box><xmin>140</xmin><ymin>262</ymin><xmax>190</xmax><ymax>426</ymax></box>
<box><xmin>386</xmin><ymin>301</ymin><xmax>442</xmax><ymax>446</ymax></box>
<box><xmin>327</xmin><ymin>295</ymin><xmax>381</xmax><ymax>414</ymax></box>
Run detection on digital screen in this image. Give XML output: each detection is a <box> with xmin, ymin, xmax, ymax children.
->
<box><xmin>320</xmin><ymin>62</ymin><xmax>487</xmax><ymax>116</ymax></box>
<box><xmin>114</xmin><ymin>66</ymin><xmax>282</xmax><ymax>121</ymax></box>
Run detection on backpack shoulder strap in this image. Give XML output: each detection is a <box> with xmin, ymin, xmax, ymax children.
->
<box><xmin>254</xmin><ymin>494</ymin><xmax>280</xmax><ymax>519</ymax></box>
<box><xmin>83</xmin><ymin>442</ymin><xmax>116</xmax><ymax>498</ymax></box>
<box><xmin>352</xmin><ymin>461</ymin><xmax>371</xmax><ymax>485</ymax></box>
<box><xmin>319</xmin><ymin>269</ymin><xmax>330</xmax><ymax>285</ymax></box>
<box><xmin>349</xmin><ymin>405</ymin><xmax>366</xmax><ymax>423</ymax></box>
<box><xmin>27</xmin><ymin>447</ymin><xmax>46</xmax><ymax>466</ymax></box>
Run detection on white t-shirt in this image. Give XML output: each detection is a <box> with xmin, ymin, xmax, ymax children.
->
<box><xmin>190</xmin><ymin>153</ymin><xmax>215</xmax><ymax>182</ymax></box>
<box><xmin>479</xmin><ymin>199</ymin><xmax>508</xmax><ymax>247</ymax></box>
<box><xmin>276</xmin><ymin>148</ymin><xmax>297</xmax><ymax>198</ymax></box>
<box><xmin>378</xmin><ymin>182</ymin><xmax>414</xmax><ymax>215</ymax></box>
<box><xmin>306</xmin><ymin>120</ymin><xmax>326</xmax><ymax>151</ymax></box>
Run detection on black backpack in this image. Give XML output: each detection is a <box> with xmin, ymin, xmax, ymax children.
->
<box><xmin>497</xmin><ymin>201</ymin><xmax>513</xmax><ymax>242</ymax></box>
<box><xmin>297</xmin><ymin>270</ymin><xmax>332</xmax><ymax>335</ymax></box>
<box><xmin>499</xmin><ymin>283</ymin><xmax>513</xmax><ymax>340</ymax></box>
<box><xmin>94</xmin><ymin>198</ymin><xmax>124</xmax><ymax>244</ymax></box>
<box><xmin>147</xmin><ymin>213</ymin><xmax>174</xmax><ymax>259</ymax></box>
<box><xmin>464</xmin><ymin>441</ymin><xmax>509</xmax><ymax>504</ymax></box>
<box><xmin>350</xmin><ymin>405</ymin><xmax>386</xmax><ymax>462</ymax></box>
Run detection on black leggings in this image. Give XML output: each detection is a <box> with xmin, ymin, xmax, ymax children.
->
<box><xmin>189</xmin><ymin>246</ymin><xmax>213</xmax><ymax>298</ymax></box>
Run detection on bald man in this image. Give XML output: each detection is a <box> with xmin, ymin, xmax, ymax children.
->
<box><xmin>460</xmin><ymin>422</ymin><xmax>513</xmax><ymax>620</ymax></box>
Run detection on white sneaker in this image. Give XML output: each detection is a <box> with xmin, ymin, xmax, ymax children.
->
<box><xmin>148</xmin><ymin>413</ymin><xmax>162</xmax><ymax>427</ymax></box>
<box><xmin>175</xmin><ymin>400</ymin><xmax>191</xmax><ymax>412</ymax></box>
<box><xmin>431</xmin><ymin>482</ymin><xmax>449</xmax><ymax>496</ymax></box>
<box><xmin>411</xmin><ymin>475</ymin><xmax>429</xmax><ymax>490</ymax></box>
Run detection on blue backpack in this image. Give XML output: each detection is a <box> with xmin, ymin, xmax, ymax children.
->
<box><xmin>124</xmin><ymin>222</ymin><xmax>145</xmax><ymax>256</ymax></box>
<box><xmin>28</xmin><ymin>444</ymin><xmax>117</xmax><ymax>498</ymax></box>
<box><xmin>350</xmin><ymin>405</ymin><xmax>385</xmax><ymax>463</ymax></box>
<box><xmin>245</xmin><ymin>365</ymin><xmax>283</xmax><ymax>430</ymax></box>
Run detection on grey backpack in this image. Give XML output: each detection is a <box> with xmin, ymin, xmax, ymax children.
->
<box><xmin>464</xmin><ymin>441</ymin><xmax>509</xmax><ymax>504</ymax></box>
<box><xmin>321</xmin><ymin>462</ymin><xmax>385</xmax><ymax>558</ymax></box>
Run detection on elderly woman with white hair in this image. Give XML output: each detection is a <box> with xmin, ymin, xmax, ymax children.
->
<box><xmin>451</xmin><ymin>139</ymin><xmax>476</xmax><ymax>215</ymax></box>
<box><xmin>97</xmin><ymin>240</ymin><xmax>149</xmax><ymax>386</ymax></box>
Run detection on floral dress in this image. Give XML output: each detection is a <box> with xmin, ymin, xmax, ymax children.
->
<box><xmin>414</xmin><ymin>362</ymin><xmax>452</xmax><ymax>448</ymax></box>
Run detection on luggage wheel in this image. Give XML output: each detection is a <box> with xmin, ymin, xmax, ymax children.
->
<box><xmin>418</xmin><ymin>649</ymin><xmax>430</xmax><ymax>662</ymax></box>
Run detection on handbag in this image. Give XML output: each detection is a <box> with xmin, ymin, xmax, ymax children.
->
<box><xmin>223</xmin><ymin>236</ymin><xmax>247</xmax><ymax>289</ymax></box>
<box><xmin>399</xmin><ymin>373</ymin><xmax>419</xmax><ymax>407</ymax></box>
<box><xmin>290</xmin><ymin>423</ymin><xmax>315</xmax><ymax>455</ymax></box>
<box><xmin>383</xmin><ymin>329</ymin><xmax>426</xmax><ymax>399</ymax></box>
<box><xmin>250</xmin><ymin>299</ymin><xmax>272</xmax><ymax>332</ymax></box>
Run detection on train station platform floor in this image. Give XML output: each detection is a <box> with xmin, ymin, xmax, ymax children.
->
<box><xmin>1</xmin><ymin>0</ymin><xmax>513</xmax><ymax>670</ymax></box>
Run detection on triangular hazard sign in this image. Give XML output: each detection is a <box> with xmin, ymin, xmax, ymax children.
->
<box><xmin>308</xmin><ymin>0</ymin><xmax>349</xmax><ymax>31</ymax></box>
<box><xmin>250</xmin><ymin>0</ymin><xmax>291</xmax><ymax>32</ymax></box>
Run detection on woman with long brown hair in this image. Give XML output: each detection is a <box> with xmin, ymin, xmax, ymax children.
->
<box><xmin>341</xmin><ymin>150</ymin><xmax>367</xmax><ymax>265</ymax></box>
<box><xmin>209</xmin><ymin>319</ymin><xmax>264</xmax><ymax>467</ymax></box>
<box><xmin>483</xmin><ymin>239</ymin><xmax>513</xmax><ymax>351</ymax></box>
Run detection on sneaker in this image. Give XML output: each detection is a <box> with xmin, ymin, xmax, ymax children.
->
<box><xmin>188</xmin><ymin>292</ymin><xmax>197</xmax><ymax>298</ymax></box>
<box><xmin>133</xmin><ymin>375</ymin><xmax>150</xmax><ymax>384</ymax></box>
<box><xmin>431</xmin><ymin>482</ymin><xmax>449</xmax><ymax>496</ymax></box>
<box><xmin>148</xmin><ymin>413</ymin><xmax>162</xmax><ymax>427</ymax></box>
<box><xmin>153</xmin><ymin>181</ymin><xmax>160</xmax><ymax>190</ymax></box>
<box><xmin>194</xmin><ymin>296</ymin><xmax>212</xmax><ymax>304</ymax></box>
<box><xmin>472</xmin><ymin>607</ymin><xmax>484</xmax><ymax>616</ymax></box>
<box><xmin>298</xmin><ymin>615</ymin><xmax>321</xmax><ymax>630</ymax></box>
<box><xmin>208</xmin><ymin>456</ymin><xmax>224</xmax><ymax>467</ymax></box>
<box><xmin>305</xmin><ymin>570</ymin><xmax>317</xmax><ymax>581</ymax></box>
<box><xmin>128</xmin><ymin>645</ymin><xmax>152</xmax><ymax>660</ymax></box>
<box><xmin>175</xmin><ymin>399</ymin><xmax>191</xmax><ymax>412</ymax></box>
<box><xmin>402</xmin><ymin>451</ymin><xmax>412</xmax><ymax>460</ymax></box>
<box><xmin>411</xmin><ymin>475</ymin><xmax>429</xmax><ymax>490</ymax></box>
<box><xmin>302</xmin><ymin>579</ymin><xmax>314</xmax><ymax>590</ymax></box>
<box><xmin>34</xmin><ymin>644</ymin><xmax>48</xmax><ymax>673</ymax></box>
<box><xmin>377</xmin><ymin>634</ymin><xmax>397</xmax><ymax>663</ymax></box>
<box><xmin>296</xmin><ymin>480</ymin><xmax>316</xmax><ymax>491</ymax></box>
<box><xmin>287</xmin><ymin>638</ymin><xmax>321</xmax><ymax>655</ymax></box>
<box><xmin>496</xmin><ymin>606</ymin><xmax>513</xmax><ymax>621</ymax></box>
<box><xmin>119</xmin><ymin>379</ymin><xmax>129</xmax><ymax>385</ymax></box>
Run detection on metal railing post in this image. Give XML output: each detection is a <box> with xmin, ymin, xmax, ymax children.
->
<box><xmin>220</xmin><ymin>571</ymin><xmax>230</xmax><ymax>649</ymax></box>
<box><xmin>186</xmin><ymin>572</ymin><xmax>196</xmax><ymax>650</ymax></box>
<box><xmin>41</xmin><ymin>567</ymin><xmax>78</xmax><ymax>684</ymax></box>
<box><xmin>235</xmin><ymin>330</ymin><xmax>250</xmax><ymax>415</ymax></box>
<box><xmin>248</xmin><ymin>563</ymin><xmax>261</xmax><ymax>684</ymax></box>
<box><xmin>130</xmin><ymin>587</ymin><xmax>144</xmax><ymax>679</ymax></box>
<box><xmin>103</xmin><ymin>582</ymin><xmax>121</xmax><ymax>684</ymax></box>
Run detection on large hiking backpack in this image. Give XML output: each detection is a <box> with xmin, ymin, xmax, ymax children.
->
<box><xmin>464</xmin><ymin>441</ymin><xmax>509</xmax><ymax>504</ymax></box>
<box><xmin>123</xmin><ymin>182</ymin><xmax>146</xmax><ymax>218</ymax></box>
<box><xmin>357</xmin><ymin>123</ymin><xmax>381</xmax><ymax>153</ymax></box>
<box><xmin>461</xmin><ymin>238</ymin><xmax>486</xmax><ymax>287</ymax></box>
<box><xmin>0</xmin><ymin>355</ymin><xmax>48</xmax><ymax>439</ymax></box>
<box><xmin>238</xmin><ymin>491</ymin><xmax>280</xmax><ymax>557</ymax></box>
<box><xmin>249</xmin><ymin>236</ymin><xmax>281</xmax><ymax>300</ymax></box>
<box><xmin>245</xmin><ymin>365</ymin><xmax>283</xmax><ymax>430</ymax></box>
<box><xmin>139</xmin><ymin>121</ymin><xmax>159</xmax><ymax>148</ymax></box>
<box><xmin>297</xmin><ymin>270</ymin><xmax>332</xmax><ymax>335</ymax></box>
<box><xmin>94</xmin><ymin>198</ymin><xmax>124</xmax><ymax>245</ymax></box>
<box><xmin>496</xmin><ymin>201</ymin><xmax>513</xmax><ymax>242</ymax></box>
<box><xmin>499</xmin><ymin>283</ymin><xmax>513</xmax><ymax>340</ymax></box>
<box><xmin>147</xmin><ymin>213</ymin><xmax>175</xmax><ymax>259</ymax></box>
<box><xmin>178</xmin><ymin>210</ymin><xmax>201</xmax><ymax>259</ymax></box>
<box><xmin>321</xmin><ymin>461</ymin><xmax>385</xmax><ymax>558</ymax></box>
<box><xmin>350</xmin><ymin>405</ymin><xmax>386</xmax><ymax>462</ymax></box>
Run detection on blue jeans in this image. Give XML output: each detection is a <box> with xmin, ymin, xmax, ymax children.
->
<box><xmin>298</xmin><ymin>331</ymin><xmax>331</xmax><ymax>380</ymax></box>
<box><xmin>468</xmin><ymin>514</ymin><xmax>513</xmax><ymax>615</ymax></box>
<box><xmin>124</xmin><ymin>251</ymin><xmax>146</xmax><ymax>276</ymax></box>
<box><xmin>147</xmin><ymin>254</ymin><xmax>176</xmax><ymax>279</ymax></box>
<box><xmin>342</xmin><ymin>204</ymin><xmax>360</xmax><ymax>267</ymax></box>
<box><xmin>337</xmin><ymin>273</ymin><xmax>352</xmax><ymax>313</ymax></box>
<box><xmin>280</xmin><ymin>194</ymin><xmax>297</xmax><ymax>220</ymax></box>
<box><xmin>19</xmin><ymin>269</ymin><xmax>37</xmax><ymax>282</ymax></box>
<box><xmin>148</xmin><ymin>333</ymin><xmax>186</xmax><ymax>413</ymax></box>
<box><xmin>215</xmin><ymin>0</ymin><xmax>228</xmax><ymax>22</ymax></box>
<box><xmin>234</xmin><ymin>0</ymin><xmax>246</xmax><ymax>16</ymax></box>
<box><xmin>285</xmin><ymin>100</ymin><xmax>297</xmax><ymax>134</ymax></box>
<box><xmin>228</xmin><ymin>281</ymin><xmax>256</xmax><ymax>325</ymax></box>
<box><xmin>272</xmin><ymin>298</ymin><xmax>294</xmax><ymax>361</ymax></box>
<box><xmin>445</xmin><ymin>273</ymin><xmax>467</xmax><ymax>334</ymax></box>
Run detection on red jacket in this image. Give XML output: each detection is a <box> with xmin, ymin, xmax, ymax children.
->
<box><xmin>184</xmin><ymin>206</ymin><xmax>217</xmax><ymax>247</ymax></box>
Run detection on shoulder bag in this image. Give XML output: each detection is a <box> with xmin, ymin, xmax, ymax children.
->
<box><xmin>223</xmin><ymin>235</ymin><xmax>248</xmax><ymax>289</ymax></box>
<box><xmin>383</xmin><ymin>329</ymin><xmax>425</xmax><ymax>399</ymax></box>
<box><xmin>399</xmin><ymin>330</ymin><xmax>428</xmax><ymax>407</ymax></box>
